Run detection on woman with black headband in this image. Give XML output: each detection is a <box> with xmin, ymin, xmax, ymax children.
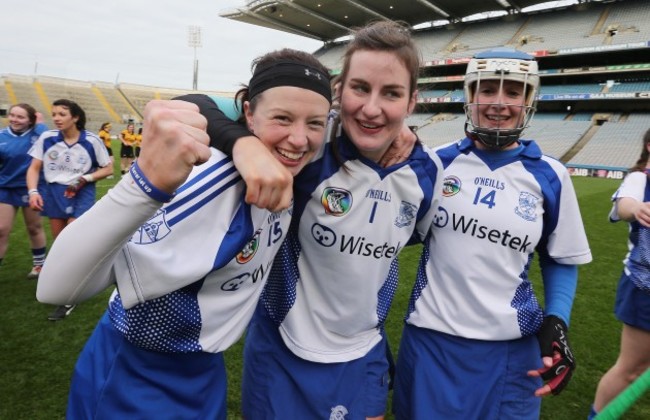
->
<box><xmin>35</xmin><ymin>48</ymin><xmax>332</xmax><ymax>419</ymax></box>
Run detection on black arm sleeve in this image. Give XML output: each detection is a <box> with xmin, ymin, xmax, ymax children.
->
<box><xmin>173</xmin><ymin>94</ymin><xmax>254</xmax><ymax>156</ymax></box>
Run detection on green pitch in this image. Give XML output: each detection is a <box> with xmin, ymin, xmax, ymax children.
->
<box><xmin>1</xmin><ymin>171</ymin><xmax>648</xmax><ymax>419</ymax></box>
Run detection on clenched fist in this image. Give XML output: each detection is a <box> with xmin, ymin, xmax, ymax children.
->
<box><xmin>136</xmin><ymin>100</ymin><xmax>211</xmax><ymax>194</ymax></box>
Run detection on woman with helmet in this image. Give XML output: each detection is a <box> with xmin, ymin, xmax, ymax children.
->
<box><xmin>392</xmin><ymin>48</ymin><xmax>593</xmax><ymax>419</ymax></box>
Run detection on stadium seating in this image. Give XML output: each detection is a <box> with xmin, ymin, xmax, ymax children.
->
<box><xmin>3</xmin><ymin>0</ymin><xmax>650</xmax><ymax>171</ymax></box>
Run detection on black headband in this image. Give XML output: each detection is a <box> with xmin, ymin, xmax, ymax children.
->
<box><xmin>248</xmin><ymin>60</ymin><xmax>332</xmax><ymax>104</ymax></box>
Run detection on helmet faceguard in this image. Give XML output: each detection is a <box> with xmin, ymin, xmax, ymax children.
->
<box><xmin>463</xmin><ymin>48</ymin><xmax>539</xmax><ymax>149</ymax></box>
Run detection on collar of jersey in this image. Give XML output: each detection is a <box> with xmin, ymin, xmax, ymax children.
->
<box><xmin>458</xmin><ymin>137</ymin><xmax>542</xmax><ymax>160</ymax></box>
<box><xmin>55</xmin><ymin>129</ymin><xmax>87</xmax><ymax>144</ymax></box>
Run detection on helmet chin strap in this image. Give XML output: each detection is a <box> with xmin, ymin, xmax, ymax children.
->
<box><xmin>464</xmin><ymin>121</ymin><xmax>521</xmax><ymax>149</ymax></box>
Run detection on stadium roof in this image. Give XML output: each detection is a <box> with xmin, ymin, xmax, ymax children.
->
<box><xmin>219</xmin><ymin>0</ymin><xmax>579</xmax><ymax>41</ymax></box>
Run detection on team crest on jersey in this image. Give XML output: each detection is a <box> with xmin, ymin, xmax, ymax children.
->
<box><xmin>395</xmin><ymin>200</ymin><xmax>418</xmax><ymax>228</ymax></box>
<box><xmin>442</xmin><ymin>175</ymin><xmax>461</xmax><ymax>197</ymax></box>
<box><xmin>132</xmin><ymin>210</ymin><xmax>171</xmax><ymax>244</ymax></box>
<box><xmin>236</xmin><ymin>229</ymin><xmax>261</xmax><ymax>264</ymax></box>
<box><xmin>321</xmin><ymin>187</ymin><xmax>352</xmax><ymax>216</ymax></box>
<box><xmin>47</xmin><ymin>150</ymin><xmax>59</xmax><ymax>160</ymax></box>
<box><xmin>330</xmin><ymin>405</ymin><xmax>348</xmax><ymax>420</ymax></box>
<box><xmin>514</xmin><ymin>191</ymin><xmax>538</xmax><ymax>222</ymax></box>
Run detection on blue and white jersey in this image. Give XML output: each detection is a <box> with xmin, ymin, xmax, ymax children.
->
<box><xmin>108</xmin><ymin>149</ymin><xmax>292</xmax><ymax>354</ymax></box>
<box><xmin>263</xmin><ymin>132</ymin><xmax>443</xmax><ymax>363</ymax></box>
<box><xmin>0</xmin><ymin>124</ymin><xmax>47</xmax><ymax>187</ymax></box>
<box><xmin>29</xmin><ymin>129</ymin><xmax>110</xmax><ymax>185</ymax></box>
<box><xmin>610</xmin><ymin>170</ymin><xmax>650</xmax><ymax>291</ymax></box>
<box><xmin>406</xmin><ymin>138</ymin><xmax>592</xmax><ymax>340</ymax></box>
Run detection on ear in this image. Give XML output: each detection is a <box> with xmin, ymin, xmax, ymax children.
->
<box><xmin>407</xmin><ymin>89</ymin><xmax>418</xmax><ymax>115</ymax></box>
<box><xmin>243</xmin><ymin>101</ymin><xmax>254</xmax><ymax>133</ymax></box>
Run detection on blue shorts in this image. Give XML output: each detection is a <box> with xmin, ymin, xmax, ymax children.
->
<box><xmin>42</xmin><ymin>182</ymin><xmax>95</xmax><ymax>219</ymax></box>
<box><xmin>615</xmin><ymin>272</ymin><xmax>650</xmax><ymax>331</ymax></box>
<box><xmin>0</xmin><ymin>187</ymin><xmax>30</xmax><ymax>207</ymax></box>
<box><xmin>393</xmin><ymin>324</ymin><xmax>542</xmax><ymax>420</ymax></box>
<box><xmin>242</xmin><ymin>305</ymin><xmax>390</xmax><ymax>419</ymax></box>
<box><xmin>68</xmin><ymin>312</ymin><xmax>227</xmax><ymax>420</ymax></box>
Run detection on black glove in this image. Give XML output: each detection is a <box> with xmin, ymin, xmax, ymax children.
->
<box><xmin>64</xmin><ymin>176</ymin><xmax>89</xmax><ymax>198</ymax></box>
<box><xmin>536</xmin><ymin>315</ymin><xmax>575</xmax><ymax>395</ymax></box>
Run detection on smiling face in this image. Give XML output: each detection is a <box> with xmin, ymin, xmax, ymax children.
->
<box><xmin>51</xmin><ymin>105</ymin><xmax>78</xmax><ymax>132</ymax></box>
<box><xmin>469</xmin><ymin>79</ymin><xmax>527</xmax><ymax>130</ymax></box>
<box><xmin>245</xmin><ymin>86</ymin><xmax>330</xmax><ymax>177</ymax></box>
<box><xmin>8</xmin><ymin>106</ymin><xmax>32</xmax><ymax>133</ymax></box>
<box><xmin>339</xmin><ymin>50</ymin><xmax>416</xmax><ymax>162</ymax></box>
<box><xmin>467</xmin><ymin>79</ymin><xmax>528</xmax><ymax>150</ymax></box>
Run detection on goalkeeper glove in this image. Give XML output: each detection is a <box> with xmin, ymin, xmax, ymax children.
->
<box><xmin>64</xmin><ymin>174</ymin><xmax>93</xmax><ymax>198</ymax></box>
<box><xmin>535</xmin><ymin>315</ymin><xmax>575</xmax><ymax>395</ymax></box>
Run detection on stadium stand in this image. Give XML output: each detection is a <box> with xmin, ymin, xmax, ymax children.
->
<box><xmin>3</xmin><ymin>0</ymin><xmax>650</xmax><ymax>175</ymax></box>
<box><xmin>0</xmin><ymin>76</ymin><xmax>232</xmax><ymax>133</ymax></box>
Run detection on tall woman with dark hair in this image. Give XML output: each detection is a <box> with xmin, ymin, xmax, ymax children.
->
<box><xmin>26</xmin><ymin>99</ymin><xmax>112</xmax><ymax>320</ymax></box>
<box><xmin>0</xmin><ymin>103</ymin><xmax>48</xmax><ymax>277</ymax></box>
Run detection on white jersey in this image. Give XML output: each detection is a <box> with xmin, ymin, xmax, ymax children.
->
<box><xmin>610</xmin><ymin>171</ymin><xmax>650</xmax><ymax>287</ymax></box>
<box><xmin>263</xmin><ymin>133</ymin><xmax>444</xmax><ymax>363</ymax></box>
<box><xmin>406</xmin><ymin>139</ymin><xmax>592</xmax><ymax>340</ymax></box>
<box><xmin>29</xmin><ymin>129</ymin><xmax>110</xmax><ymax>184</ymax></box>
<box><xmin>37</xmin><ymin>149</ymin><xmax>291</xmax><ymax>354</ymax></box>
<box><xmin>107</xmin><ymin>149</ymin><xmax>292</xmax><ymax>353</ymax></box>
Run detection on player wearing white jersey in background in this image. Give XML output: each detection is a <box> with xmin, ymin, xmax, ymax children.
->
<box><xmin>201</xmin><ymin>21</ymin><xmax>444</xmax><ymax>419</ymax></box>
<box><xmin>392</xmin><ymin>48</ymin><xmax>592</xmax><ymax>419</ymax></box>
<box><xmin>589</xmin><ymin>129</ymin><xmax>650</xmax><ymax>419</ymax></box>
<box><xmin>36</xmin><ymin>49</ymin><xmax>332</xmax><ymax>419</ymax></box>
<box><xmin>26</xmin><ymin>99</ymin><xmax>113</xmax><ymax>321</ymax></box>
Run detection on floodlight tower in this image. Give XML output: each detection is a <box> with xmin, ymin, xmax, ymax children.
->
<box><xmin>187</xmin><ymin>25</ymin><xmax>202</xmax><ymax>90</ymax></box>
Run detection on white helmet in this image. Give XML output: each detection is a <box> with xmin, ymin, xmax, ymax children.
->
<box><xmin>463</xmin><ymin>48</ymin><xmax>539</xmax><ymax>148</ymax></box>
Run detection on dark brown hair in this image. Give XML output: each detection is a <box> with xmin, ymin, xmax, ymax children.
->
<box><xmin>234</xmin><ymin>48</ymin><xmax>331</xmax><ymax>124</ymax></box>
<box><xmin>52</xmin><ymin>99</ymin><xmax>86</xmax><ymax>131</ymax></box>
<box><xmin>339</xmin><ymin>20</ymin><xmax>421</xmax><ymax>97</ymax></box>
<box><xmin>631</xmin><ymin>128</ymin><xmax>650</xmax><ymax>172</ymax></box>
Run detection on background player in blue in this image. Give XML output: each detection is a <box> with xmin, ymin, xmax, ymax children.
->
<box><xmin>589</xmin><ymin>129</ymin><xmax>650</xmax><ymax>419</ymax></box>
<box><xmin>26</xmin><ymin>99</ymin><xmax>113</xmax><ymax>321</ymax></box>
<box><xmin>36</xmin><ymin>49</ymin><xmax>332</xmax><ymax>419</ymax></box>
<box><xmin>392</xmin><ymin>48</ymin><xmax>593</xmax><ymax>420</ymax></box>
<box><xmin>198</xmin><ymin>21</ymin><xmax>443</xmax><ymax>419</ymax></box>
<box><xmin>0</xmin><ymin>103</ymin><xmax>48</xmax><ymax>277</ymax></box>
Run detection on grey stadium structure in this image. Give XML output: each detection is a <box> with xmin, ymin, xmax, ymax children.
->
<box><xmin>3</xmin><ymin>0</ymin><xmax>650</xmax><ymax>178</ymax></box>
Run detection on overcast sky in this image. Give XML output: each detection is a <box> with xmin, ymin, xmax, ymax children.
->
<box><xmin>2</xmin><ymin>1</ymin><xmax>580</xmax><ymax>93</ymax></box>
<box><xmin>0</xmin><ymin>0</ymin><xmax>322</xmax><ymax>92</ymax></box>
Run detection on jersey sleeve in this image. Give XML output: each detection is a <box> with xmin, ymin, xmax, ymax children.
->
<box><xmin>28</xmin><ymin>132</ymin><xmax>47</xmax><ymax>160</ymax></box>
<box><xmin>609</xmin><ymin>171</ymin><xmax>646</xmax><ymax>222</ymax></box>
<box><xmin>544</xmin><ymin>165</ymin><xmax>592</xmax><ymax>265</ymax></box>
<box><xmin>89</xmin><ymin>132</ymin><xmax>111</xmax><ymax>167</ymax></box>
<box><xmin>36</xmin><ymin>172</ymin><xmax>164</xmax><ymax>305</ymax></box>
<box><xmin>174</xmin><ymin>93</ymin><xmax>252</xmax><ymax>155</ymax></box>
<box><xmin>414</xmin><ymin>145</ymin><xmax>445</xmax><ymax>242</ymax></box>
